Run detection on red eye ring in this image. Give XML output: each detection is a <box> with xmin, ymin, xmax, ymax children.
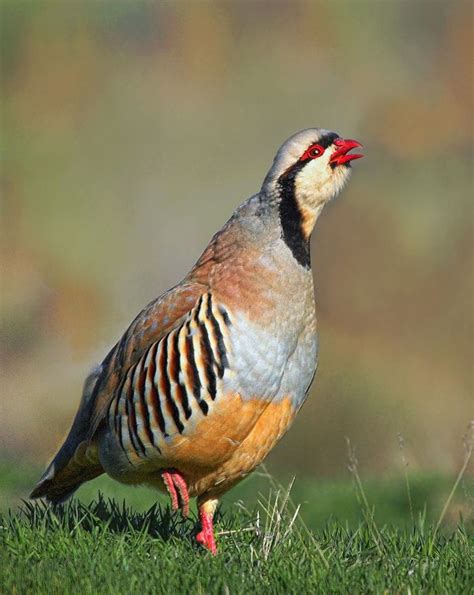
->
<box><xmin>301</xmin><ymin>144</ymin><xmax>324</xmax><ymax>161</ymax></box>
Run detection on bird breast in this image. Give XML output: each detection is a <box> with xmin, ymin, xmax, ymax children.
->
<box><xmin>216</xmin><ymin>242</ymin><xmax>318</xmax><ymax>410</ymax></box>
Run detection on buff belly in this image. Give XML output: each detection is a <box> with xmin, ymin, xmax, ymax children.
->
<box><xmin>98</xmin><ymin>393</ymin><xmax>296</xmax><ymax>498</ymax></box>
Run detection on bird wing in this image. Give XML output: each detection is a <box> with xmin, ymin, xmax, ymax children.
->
<box><xmin>29</xmin><ymin>278</ymin><xmax>209</xmax><ymax>503</ymax></box>
<box><xmin>30</xmin><ymin>217</ymin><xmax>244</xmax><ymax>502</ymax></box>
<box><xmin>87</xmin><ymin>223</ymin><xmax>231</xmax><ymax>437</ymax></box>
<box><xmin>88</xmin><ymin>279</ymin><xmax>209</xmax><ymax>438</ymax></box>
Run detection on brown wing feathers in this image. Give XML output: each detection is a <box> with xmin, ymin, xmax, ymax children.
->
<box><xmin>88</xmin><ymin>280</ymin><xmax>209</xmax><ymax>437</ymax></box>
<box><xmin>30</xmin><ymin>280</ymin><xmax>208</xmax><ymax>502</ymax></box>
<box><xmin>30</xmin><ymin>235</ymin><xmax>234</xmax><ymax>502</ymax></box>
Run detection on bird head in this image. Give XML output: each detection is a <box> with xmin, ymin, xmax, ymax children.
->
<box><xmin>261</xmin><ymin>128</ymin><xmax>363</xmax><ymax>266</ymax></box>
<box><xmin>263</xmin><ymin>128</ymin><xmax>363</xmax><ymax>207</ymax></box>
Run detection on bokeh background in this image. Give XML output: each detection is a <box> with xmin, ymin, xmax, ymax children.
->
<box><xmin>1</xmin><ymin>1</ymin><xmax>472</xmax><ymax>514</ymax></box>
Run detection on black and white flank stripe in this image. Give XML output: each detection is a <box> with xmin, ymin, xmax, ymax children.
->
<box><xmin>108</xmin><ymin>294</ymin><xmax>231</xmax><ymax>459</ymax></box>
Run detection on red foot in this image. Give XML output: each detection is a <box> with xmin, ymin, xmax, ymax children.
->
<box><xmin>161</xmin><ymin>469</ymin><xmax>189</xmax><ymax>518</ymax></box>
<box><xmin>196</xmin><ymin>507</ymin><xmax>217</xmax><ymax>555</ymax></box>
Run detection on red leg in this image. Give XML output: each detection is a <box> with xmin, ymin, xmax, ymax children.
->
<box><xmin>196</xmin><ymin>499</ymin><xmax>218</xmax><ymax>555</ymax></box>
<box><xmin>161</xmin><ymin>469</ymin><xmax>189</xmax><ymax>517</ymax></box>
<box><xmin>171</xmin><ymin>472</ymin><xmax>190</xmax><ymax>518</ymax></box>
<box><xmin>162</xmin><ymin>471</ymin><xmax>179</xmax><ymax>510</ymax></box>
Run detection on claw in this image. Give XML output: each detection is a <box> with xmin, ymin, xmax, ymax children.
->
<box><xmin>161</xmin><ymin>469</ymin><xmax>189</xmax><ymax>518</ymax></box>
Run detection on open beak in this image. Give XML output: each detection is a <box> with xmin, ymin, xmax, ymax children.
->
<box><xmin>330</xmin><ymin>138</ymin><xmax>364</xmax><ymax>167</ymax></box>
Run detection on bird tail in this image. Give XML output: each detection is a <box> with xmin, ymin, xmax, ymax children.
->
<box><xmin>29</xmin><ymin>441</ymin><xmax>103</xmax><ymax>504</ymax></box>
<box><xmin>30</xmin><ymin>365</ymin><xmax>105</xmax><ymax>504</ymax></box>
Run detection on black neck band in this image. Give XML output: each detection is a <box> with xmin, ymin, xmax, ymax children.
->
<box><xmin>276</xmin><ymin>133</ymin><xmax>339</xmax><ymax>268</ymax></box>
<box><xmin>277</xmin><ymin>160</ymin><xmax>310</xmax><ymax>269</ymax></box>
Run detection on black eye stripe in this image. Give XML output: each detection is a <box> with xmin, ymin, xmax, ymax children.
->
<box><xmin>300</xmin><ymin>133</ymin><xmax>342</xmax><ymax>164</ymax></box>
<box><xmin>278</xmin><ymin>133</ymin><xmax>340</xmax><ymax>182</ymax></box>
<box><xmin>315</xmin><ymin>132</ymin><xmax>340</xmax><ymax>149</ymax></box>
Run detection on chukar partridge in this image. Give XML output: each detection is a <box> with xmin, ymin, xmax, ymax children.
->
<box><xmin>31</xmin><ymin>128</ymin><xmax>363</xmax><ymax>554</ymax></box>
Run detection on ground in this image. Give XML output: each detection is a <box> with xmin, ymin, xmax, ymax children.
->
<box><xmin>1</xmin><ymin>462</ymin><xmax>473</xmax><ymax>593</ymax></box>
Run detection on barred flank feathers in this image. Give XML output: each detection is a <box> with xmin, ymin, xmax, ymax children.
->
<box><xmin>109</xmin><ymin>294</ymin><xmax>231</xmax><ymax>458</ymax></box>
<box><xmin>31</xmin><ymin>293</ymin><xmax>232</xmax><ymax>500</ymax></box>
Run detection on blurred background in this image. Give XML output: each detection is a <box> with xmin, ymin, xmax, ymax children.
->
<box><xmin>1</xmin><ymin>1</ymin><xmax>472</xmax><ymax>520</ymax></box>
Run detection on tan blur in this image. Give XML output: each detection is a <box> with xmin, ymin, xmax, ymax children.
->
<box><xmin>0</xmin><ymin>1</ymin><xmax>472</xmax><ymax>478</ymax></box>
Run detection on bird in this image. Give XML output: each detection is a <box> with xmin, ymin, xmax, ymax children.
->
<box><xmin>30</xmin><ymin>128</ymin><xmax>363</xmax><ymax>554</ymax></box>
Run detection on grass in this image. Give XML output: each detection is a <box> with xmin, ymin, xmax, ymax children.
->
<box><xmin>1</xmin><ymin>455</ymin><xmax>473</xmax><ymax>593</ymax></box>
<box><xmin>1</xmin><ymin>488</ymin><xmax>473</xmax><ymax>594</ymax></box>
<box><xmin>2</xmin><ymin>462</ymin><xmax>472</xmax><ymax>527</ymax></box>
<box><xmin>1</xmin><ymin>427</ymin><xmax>472</xmax><ymax>592</ymax></box>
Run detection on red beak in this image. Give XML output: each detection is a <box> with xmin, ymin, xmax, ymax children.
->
<box><xmin>330</xmin><ymin>138</ymin><xmax>364</xmax><ymax>166</ymax></box>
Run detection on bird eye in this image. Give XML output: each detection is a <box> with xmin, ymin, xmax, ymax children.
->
<box><xmin>301</xmin><ymin>144</ymin><xmax>324</xmax><ymax>160</ymax></box>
